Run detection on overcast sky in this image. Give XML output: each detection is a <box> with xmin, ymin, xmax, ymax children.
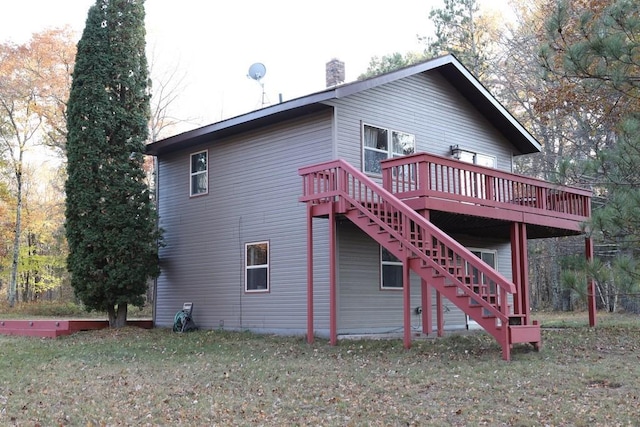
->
<box><xmin>1</xmin><ymin>0</ymin><xmax>511</xmax><ymax>136</ymax></box>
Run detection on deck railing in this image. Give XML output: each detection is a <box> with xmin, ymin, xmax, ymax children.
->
<box><xmin>381</xmin><ymin>153</ymin><xmax>592</xmax><ymax>220</ymax></box>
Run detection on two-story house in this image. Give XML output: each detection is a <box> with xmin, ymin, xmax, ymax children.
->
<box><xmin>146</xmin><ymin>54</ymin><xmax>592</xmax><ymax>360</ymax></box>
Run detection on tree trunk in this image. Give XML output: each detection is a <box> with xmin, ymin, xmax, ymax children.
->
<box><xmin>107</xmin><ymin>304</ymin><xmax>128</xmax><ymax>328</ymax></box>
<box><xmin>8</xmin><ymin>153</ymin><xmax>23</xmax><ymax>308</ymax></box>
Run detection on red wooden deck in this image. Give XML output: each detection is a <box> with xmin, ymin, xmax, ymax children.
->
<box><xmin>0</xmin><ymin>319</ymin><xmax>153</xmax><ymax>338</ymax></box>
<box><xmin>380</xmin><ymin>152</ymin><xmax>592</xmax><ymax>235</ymax></box>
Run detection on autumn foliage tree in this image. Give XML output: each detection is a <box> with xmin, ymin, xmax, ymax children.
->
<box><xmin>18</xmin><ymin>164</ymin><xmax>68</xmax><ymax>301</ymax></box>
<box><xmin>0</xmin><ymin>28</ymin><xmax>76</xmax><ymax>306</ymax></box>
<box><xmin>65</xmin><ymin>0</ymin><xmax>160</xmax><ymax>327</ymax></box>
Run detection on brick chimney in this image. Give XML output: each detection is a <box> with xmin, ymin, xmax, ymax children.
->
<box><xmin>326</xmin><ymin>58</ymin><xmax>345</xmax><ymax>87</ymax></box>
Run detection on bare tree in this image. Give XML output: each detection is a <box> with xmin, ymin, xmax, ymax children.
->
<box><xmin>147</xmin><ymin>45</ymin><xmax>198</xmax><ymax>143</ymax></box>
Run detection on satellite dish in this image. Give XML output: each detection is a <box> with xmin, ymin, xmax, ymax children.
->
<box><xmin>248</xmin><ymin>63</ymin><xmax>266</xmax><ymax>81</ymax></box>
<box><xmin>247</xmin><ymin>63</ymin><xmax>269</xmax><ymax>107</ymax></box>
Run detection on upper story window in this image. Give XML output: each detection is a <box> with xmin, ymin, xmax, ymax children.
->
<box><xmin>245</xmin><ymin>241</ymin><xmax>269</xmax><ymax>293</ymax></box>
<box><xmin>381</xmin><ymin>246</ymin><xmax>403</xmax><ymax>289</ymax></box>
<box><xmin>190</xmin><ymin>150</ymin><xmax>208</xmax><ymax>196</ymax></box>
<box><xmin>363</xmin><ymin>124</ymin><xmax>415</xmax><ymax>175</ymax></box>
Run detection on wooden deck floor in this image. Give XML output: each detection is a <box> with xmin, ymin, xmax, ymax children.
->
<box><xmin>0</xmin><ymin>319</ymin><xmax>153</xmax><ymax>338</ymax></box>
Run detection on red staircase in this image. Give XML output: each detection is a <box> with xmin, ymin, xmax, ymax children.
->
<box><xmin>300</xmin><ymin>159</ymin><xmax>541</xmax><ymax>360</ymax></box>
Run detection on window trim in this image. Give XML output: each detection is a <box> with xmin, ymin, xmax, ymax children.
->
<box><xmin>245</xmin><ymin>241</ymin><xmax>270</xmax><ymax>293</ymax></box>
<box><xmin>189</xmin><ymin>149</ymin><xmax>208</xmax><ymax>197</ymax></box>
<box><xmin>380</xmin><ymin>245</ymin><xmax>403</xmax><ymax>290</ymax></box>
<box><xmin>362</xmin><ymin>123</ymin><xmax>415</xmax><ymax>176</ymax></box>
<box><xmin>466</xmin><ymin>247</ymin><xmax>497</xmax><ymax>327</ymax></box>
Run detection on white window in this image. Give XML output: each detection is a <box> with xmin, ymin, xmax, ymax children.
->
<box><xmin>190</xmin><ymin>150</ymin><xmax>208</xmax><ymax>196</ymax></box>
<box><xmin>245</xmin><ymin>241</ymin><xmax>269</xmax><ymax>292</ymax></box>
<box><xmin>469</xmin><ymin>249</ymin><xmax>497</xmax><ymax>284</ymax></box>
<box><xmin>467</xmin><ymin>248</ymin><xmax>497</xmax><ymax>328</ymax></box>
<box><xmin>363</xmin><ymin>124</ymin><xmax>415</xmax><ymax>174</ymax></box>
<box><xmin>381</xmin><ymin>246</ymin><xmax>403</xmax><ymax>289</ymax></box>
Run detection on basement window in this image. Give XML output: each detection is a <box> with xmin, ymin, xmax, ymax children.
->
<box><xmin>190</xmin><ymin>150</ymin><xmax>208</xmax><ymax>196</ymax></box>
<box><xmin>381</xmin><ymin>246</ymin><xmax>403</xmax><ymax>289</ymax></box>
<box><xmin>245</xmin><ymin>241</ymin><xmax>269</xmax><ymax>293</ymax></box>
<box><xmin>363</xmin><ymin>124</ymin><xmax>415</xmax><ymax>175</ymax></box>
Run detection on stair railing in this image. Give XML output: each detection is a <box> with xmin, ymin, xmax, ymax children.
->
<box><xmin>300</xmin><ymin>159</ymin><xmax>515</xmax><ymax>323</ymax></box>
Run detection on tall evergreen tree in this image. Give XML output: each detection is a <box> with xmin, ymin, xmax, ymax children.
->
<box><xmin>422</xmin><ymin>0</ymin><xmax>494</xmax><ymax>80</ymax></box>
<box><xmin>357</xmin><ymin>0</ymin><xmax>501</xmax><ymax>80</ymax></box>
<box><xmin>65</xmin><ymin>0</ymin><xmax>159</xmax><ymax>327</ymax></box>
<box><xmin>357</xmin><ymin>52</ymin><xmax>426</xmax><ymax>80</ymax></box>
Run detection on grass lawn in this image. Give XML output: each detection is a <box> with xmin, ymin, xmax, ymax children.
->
<box><xmin>0</xmin><ymin>311</ymin><xmax>638</xmax><ymax>426</ymax></box>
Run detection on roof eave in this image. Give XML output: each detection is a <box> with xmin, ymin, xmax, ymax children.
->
<box><xmin>146</xmin><ymin>95</ymin><xmax>335</xmax><ymax>156</ymax></box>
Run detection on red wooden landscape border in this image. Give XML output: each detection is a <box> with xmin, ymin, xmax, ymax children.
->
<box><xmin>0</xmin><ymin>319</ymin><xmax>153</xmax><ymax>338</ymax></box>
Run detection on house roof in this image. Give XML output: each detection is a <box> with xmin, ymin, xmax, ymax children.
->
<box><xmin>146</xmin><ymin>54</ymin><xmax>541</xmax><ymax>157</ymax></box>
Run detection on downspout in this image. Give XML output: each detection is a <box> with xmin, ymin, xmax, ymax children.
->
<box><xmin>332</xmin><ymin>107</ymin><xmax>338</xmax><ymax>159</ymax></box>
<box><xmin>239</xmin><ymin>216</ymin><xmax>243</xmax><ymax>329</ymax></box>
<box><xmin>152</xmin><ymin>155</ymin><xmax>159</xmax><ymax>326</ymax></box>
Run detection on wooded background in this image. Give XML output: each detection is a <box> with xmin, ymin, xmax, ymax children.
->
<box><xmin>1</xmin><ymin>0</ymin><xmax>638</xmax><ymax>313</ymax></box>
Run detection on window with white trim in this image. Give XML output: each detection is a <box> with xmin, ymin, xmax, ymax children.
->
<box><xmin>245</xmin><ymin>241</ymin><xmax>269</xmax><ymax>292</ymax></box>
<box><xmin>381</xmin><ymin>246</ymin><xmax>403</xmax><ymax>289</ymax></box>
<box><xmin>190</xmin><ymin>150</ymin><xmax>208</xmax><ymax>196</ymax></box>
<box><xmin>466</xmin><ymin>248</ymin><xmax>497</xmax><ymax>327</ymax></box>
<box><xmin>468</xmin><ymin>249</ymin><xmax>497</xmax><ymax>284</ymax></box>
<box><xmin>363</xmin><ymin>124</ymin><xmax>415</xmax><ymax>174</ymax></box>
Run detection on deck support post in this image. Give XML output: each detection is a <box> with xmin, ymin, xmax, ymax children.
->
<box><xmin>586</xmin><ymin>237</ymin><xmax>597</xmax><ymax>327</ymax></box>
<box><xmin>502</xmin><ymin>328</ymin><xmax>511</xmax><ymax>361</ymax></box>
<box><xmin>329</xmin><ymin>204</ymin><xmax>337</xmax><ymax>345</ymax></box>
<box><xmin>306</xmin><ymin>205</ymin><xmax>314</xmax><ymax>344</ymax></box>
<box><xmin>403</xmin><ymin>257</ymin><xmax>411</xmax><ymax>349</ymax></box>
<box><xmin>422</xmin><ymin>278</ymin><xmax>432</xmax><ymax>334</ymax></box>
<box><xmin>436</xmin><ymin>290</ymin><xmax>444</xmax><ymax>337</ymax></box>
<box><xmin>510</xmin><ymin>222</ymin><xmax>531</xmax><ymax>324</ymax></box>
<box><xmin>420</xmin><ymin>209</ymin><xmax>432</xmax><ymax>335</ymax></box>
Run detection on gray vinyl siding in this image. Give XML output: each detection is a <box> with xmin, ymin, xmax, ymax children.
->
<box><xmin>337</xmin><ymin>221</ymin><xmax>408</xmax><ymax>333</ymax></box>
<box><xmin>155</xmin><ymin>70</ymin><xmax>521</xmax><ymax>336</ymax></box>
<box><xmin>325</xmin><ymin>72</ymin><xmax>518</xmax><ymax>333</ymax></box>
<box><xmin>155</xmin><ymin>111</ymin><xmax>334</xmax><ymax>332</ymax></box>
<box><xmin>329</xmin><ymin>72</ymin><xmax>515</xmax><ymax>174</ymax></box>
